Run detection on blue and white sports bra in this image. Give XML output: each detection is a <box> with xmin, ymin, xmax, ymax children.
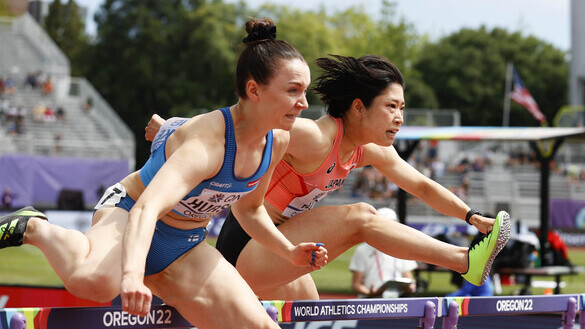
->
<box><xmin>140</xmin><ymin>107</ymin><xmax>273</xmax><ymax>219</ymax></box>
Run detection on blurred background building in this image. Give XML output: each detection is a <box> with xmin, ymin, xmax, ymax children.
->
<box><xmin>570</xmin><ymin>0</ymin><xmax>585</xmax><ymax>107</ymax></box>
<box><xmin>0</xmin><ymin>0</ymin><xmax>584</xmax><ymax>247</ymax></box>
<box><xmin>1</xmin><ymin>0</ymin><xmax>134</xmax><ymax>210</ymax></box>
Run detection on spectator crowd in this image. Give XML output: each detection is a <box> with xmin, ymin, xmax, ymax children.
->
<box><xmin>1</xmin><ymin>71</ymin><xmax>65</xmax><ymax>141</ymax></box>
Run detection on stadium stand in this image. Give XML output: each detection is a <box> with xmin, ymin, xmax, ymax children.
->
<box><xmin>0</xmin><ymin>13</ymin><xmax>134</xmax><ymax>162</ymax></box>
<box><xmin>2</xmin><ymin>12</ymin><xmax>583</xmax><ymax>228</ymax></box>
<box><xmin>0</xmin><ymin>13</ymin><xmax>134</xmax><ymax>209</ymax></box>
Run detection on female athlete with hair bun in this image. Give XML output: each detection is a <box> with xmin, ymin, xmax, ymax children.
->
<box><xmin>148</xmin><ymin>29</ymin><xmax>511</xmax><ymax>302</ymax></box>
<box><xmin>0</xmin><ymin>17</ymin><xmax>326</xmax><ymax>329</ymax></box>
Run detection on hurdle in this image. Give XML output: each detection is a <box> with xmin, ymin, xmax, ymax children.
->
<box><xmin>260</xmin><ymin>297</ymin><xmax>440</xmax><ymax>327</ymax></box>
<box><xmin>1</xmin><ymin>295</ymin><xmax>583</xmax><ymax>329</ymax></box>
<box><xmin>442</xmin><ymin>294</ymin><xmax>581</xmax><ymax>329</ymax></box>
<box><xmin>0</xmin><ymin>298</ymin><xmax>440</xmax><ymax>329</ymax></box>
<box><xmin>581</xmin><ymin>293</ymin><xmax>585</xmax><ymax>328</ymax></box>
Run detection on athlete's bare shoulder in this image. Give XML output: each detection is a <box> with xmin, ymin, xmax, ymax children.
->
<box><xmin>272</xmin><ymin>128</ymin><xmax>290</xmax><ymax>146</ymax></box>
<box><xmin>284</xmin><ymin>116</ymin><xmax>337</xmax><ymax>172</ymax></box>
<box><xmin>290</xmin><ymin>117</ymin><xmax>320</xmax><ymax>134</ymax></box>
<box><xmin>288</xmin><ymin>116</ymin><xmax>335</xmax><ymax>154</ymax></box>
<box><xmin>167</xmin><ymin>110</ymin><xmax>225</xmax><ymax>152</ymax></box>
<box><xmin>180</xmin><ymin>110</ymin><xmax>224</xmax><ymax>137</ymax></box>
<box><xmin>361</xmin><ymin>142</ymin><xmax>400</xmax><ymax>168</ymax></box>
<box><xmin>270</xmin><ymin>128</ymin><xmax>291</xmax><ymax>163</ymax></box>
<box><xmin>314</xmin><ymin>115</ymin><xmax>338</xmax><ymax>138</ymax></box>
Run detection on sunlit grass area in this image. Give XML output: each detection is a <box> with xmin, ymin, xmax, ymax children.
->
<box><xmin>1</xmin><ymin>240</ymin><xmax>583</xmax><ymax>297</ymax></box>
<box><xmin>312</xmin><ymin>247</ymin><xmax>585</xmax><ymax>296</ymax></box>
<box><xmin>0</xmin><ymin>245</ymin><xmax>62</xmax><ymax>286</ymax></box>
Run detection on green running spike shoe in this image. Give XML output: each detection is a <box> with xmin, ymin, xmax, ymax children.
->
<box><xmin>462</xmin><ymin>210</ymin><xmax>511</xmax><ymax>286</ymax></box>
<box><xmin>0</xmin><ymin>206</ymin><xmax>47</xmax><ymax>248</ymax></box>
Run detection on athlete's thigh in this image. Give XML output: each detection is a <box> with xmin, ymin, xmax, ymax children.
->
<box><xmin>81</xmin><ymin>207</ymin><xmax>128</xmax><ymax>278</ymax></box>
<box><xmin>276</xmin><ymin>204</ymin><xmax>366</xmax><ymax>258</ymax></box>
<box><xmin>146</xmin><ymin>242</ymin><xmax>272</xmax><ymax>329</ymax></box>
<box><xmin>236</xmin><ymin>204</ymin><xmax>361</xmax><ymax>292</ymax></box>
<box><xmin>255</xmin><ymin>273</ymin><xmax>318</xmax><ymax>300</ymax></box>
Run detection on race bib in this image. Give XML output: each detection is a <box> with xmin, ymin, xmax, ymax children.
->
<box><xmin>173</xmin><ymin>188</ymin><xmax>248</xmax><ymax>219</ymax></box>
<box><xmin>282</xmin><ymin>188</ymin><xmax>332</xmax><ymax>218</ymax></box>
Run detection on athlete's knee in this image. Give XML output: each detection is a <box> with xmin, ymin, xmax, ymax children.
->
<box><xmin>65</xmin><ymin>272</ymin><xmax>118</xmax><ymax>302</ymax></box>
<box><xmin>346</xmin><ymin>202</ymin><xmax>389</xmax><ymax>239</ymax></box>
<box><xmin>345</xmin><ymin>202</ymin><xmax>377</xmax><ymax>225</ymax></box>
<box><xmin>257</xmin><ymin>275</ymin><xmax>318</xmax><ymax>300</ymax></box>
<box><xmin>354</xmin><ymin>202</ymin><xmax>377</xmax><ymax>215</ymax></box>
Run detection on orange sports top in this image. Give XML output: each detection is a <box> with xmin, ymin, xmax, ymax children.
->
<box><xmin>265</xmin><ymin>117</ymin><xmax>364</xmax><ymax>218</ymax></box>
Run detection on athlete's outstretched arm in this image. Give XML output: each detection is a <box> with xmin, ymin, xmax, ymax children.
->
<box><xmin>231</xmin><ymin>130</ymin><xmax>327</xmax><ymax>269</ymax></box>
<box><xmin>144</xmin><ymin>115</ymin><xmax>328</xmax><ymax>268</ymax></box>
<box><xmin>363</xmin><ymin>143</ymin><xmax>495</xmax><ymax>233</ymax></box>
<box><xmin>122</xmin><ymin>118</ymin><xmax>224</xmax><ymax>317</ymax></box>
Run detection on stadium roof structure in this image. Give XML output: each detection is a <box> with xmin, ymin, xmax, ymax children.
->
<box><xmin>394</xmin><ymin>126</ymin><xmax>585</xmax><ymax>265</ymax></box>
<box><xmin>396</xmin><ymin>126</ymin><xmax>585</xmax><ymax>142</ymax></box>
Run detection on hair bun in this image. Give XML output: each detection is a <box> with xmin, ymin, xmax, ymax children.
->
<box><xmin>243</xmin><ymin>25</ymin><xmax>277</xmax><ymax>43</ymax></box>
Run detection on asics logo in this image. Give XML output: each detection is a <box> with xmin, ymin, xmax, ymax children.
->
<box><xmin>326</xmin><ymin>163</ymin><xmax>336</xmax><ymax>174</ymax></box>
<box><xmin>188</xmin><ymin>234</ymin><xmax>200</xmax><ymax>242</ymax></box>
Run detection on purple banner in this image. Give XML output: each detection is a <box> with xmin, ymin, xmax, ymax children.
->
<box><xmin>47</xmin><ymin>305</ymin><xmax>192</xmax><ymax>329</ymax></box>
<box><xmin>550</xmin><ymin>199</ymin><xmax>585</xmax><ymax>229</ymax></box>
<box><xmin>458</xmin><ymin>295</ymin><xmax>579</xmax><ymax>316</ymax></box>
<box><xmin>287</xmin><ymin>298</ymin><xmax>438</xmax><ymax>322</ymax></box>
<box><xmin>0</xmin><ymin>305</ymin><xmax>192</xmax><ymax>329</ymax></box>
<box><xmin>0</xmin><ymin>154</ymin><xmax>130</xmax><ymax>208</ymax></box>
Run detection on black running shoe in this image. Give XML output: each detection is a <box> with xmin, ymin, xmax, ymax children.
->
<box><xmin>0</xmin><ymin>206</ymin><xmax>47</xmax><ymax>248</ymax></box>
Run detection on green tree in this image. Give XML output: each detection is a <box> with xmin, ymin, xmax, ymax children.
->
<box><xmin>254</xmin><ymin>4</ymin><xmax>342</xmax><ymax>104</ymax></box>
<box><xmin>44</xmin><ymin>0</ymin><xmax>87</xmax><ymax>76</ymax></box>
<box><xmin>0</xmin><ymin>1</ymin><xmax>8</xmax><ymax>16</ymax></box>
<box><xmin>373</xmin><ymin>0</ymin><xmax>437</xmax><ymax>109</ymax></box>
<box><xmin>84</xmin><ymin>0</ymin><xmax>244</xmax><ymax>164</ymax></box>
<box><xmin>257</xmin><ymin>1</ymin><xmax>432</xmax><ymax>107</ymax></box>
<box><xmin>414</xmin><ymin>26</ymin><xmax>568</xmax><ymax>126</ymax></box>
<box><xmin>80</xmin><ymin>0</ymin><xmax>432</xmax><ymax>164</ymax></box>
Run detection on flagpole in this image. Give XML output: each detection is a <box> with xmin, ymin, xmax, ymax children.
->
<box><xmin>502</xmin><ymin>61</ymin><xmax>513</xmax><ymax>127</ymax></box>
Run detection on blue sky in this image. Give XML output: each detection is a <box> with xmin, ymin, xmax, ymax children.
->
<box><xmin>74</xmin><ymin>0</ymin><xmax>571</xmax><ymax>51</ymax></box>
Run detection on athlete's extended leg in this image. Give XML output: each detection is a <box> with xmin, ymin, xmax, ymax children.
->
<box><xmin>146</xmin><ymin>242</ymin><xmax>280</xmax><ymax>329</ymax></box>
<box><xmin>254</xmin><ymin>274</ymin><xmax>318</xmax><ymax>300</ymax></box>
<box><xmin>19</xmin><ymin>207</ymin><xmax>127</xmax><ymax>301</ymax></box>
<box><xmin>1</xmin><ymin>207</ymin><xmax>47</xmax><ymax>248</ymax></box>
<box><xmin>237</xmin><ymin>202</ymin><xmax>506</xmax><ymax>298</ymax></box>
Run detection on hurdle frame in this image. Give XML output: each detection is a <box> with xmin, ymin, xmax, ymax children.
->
<box><xmin>1</xmin><ymin>294</ymin><xmax>583</xmax><ymax>329</ymax></box>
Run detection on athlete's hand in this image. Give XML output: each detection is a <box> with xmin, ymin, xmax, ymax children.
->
<box><xmin>145</xmin><ymin>114</ymin><xmax>165</xmax><ymax>142</ymax></box>
<box><xmin>289</xmin><ymin>242</ymin><xmax>328</xmax><ymax>270</ymax></box>
<box><xmin>120</xmin><ymin>274</ymin><xmax>153</xmax><ymax>317</ymax></box>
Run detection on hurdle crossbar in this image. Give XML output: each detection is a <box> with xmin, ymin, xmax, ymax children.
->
<box><xmin>0</xmin><ymin>298</ymin><xmax>440</xmax><ymax>329</ymax></box>
<box><xmin>442</xmin><ymin>294</ymin><xmax>581</xmax><ymax>329</ymax></box>
<box><xmin>2</xmin><ymin>295</ymin><xmax>584</xmax><ymax>329</ymax></box>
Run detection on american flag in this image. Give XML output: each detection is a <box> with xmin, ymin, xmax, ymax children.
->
<box><xmin>510</xmin><ymin>68</ymin><xmax>546</xmax><ymax>123</ymax></box>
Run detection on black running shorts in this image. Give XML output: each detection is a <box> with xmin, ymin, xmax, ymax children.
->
<box><xmin>215</xmin><ymin>209</ymin><xmax>252</xmax><ymax>266</ymax></box>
